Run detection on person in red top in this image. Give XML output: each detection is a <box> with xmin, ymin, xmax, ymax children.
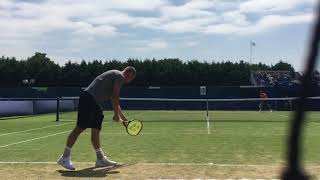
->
<box><xmin>259</xmin><ymin>91</ymin><xmax>272</xmax><ymax>112</ymax></box>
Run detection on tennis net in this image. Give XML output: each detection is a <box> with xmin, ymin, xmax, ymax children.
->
<box><xmin>56</xmin><ymin>96</ymin><xmax>320</xmax><ymax>123</ymax></box>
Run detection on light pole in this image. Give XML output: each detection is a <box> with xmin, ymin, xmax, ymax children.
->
<box><xmin>250</xmin><ymin>40</ymin><xmax>256</xmax><ymax>64</ymax></box>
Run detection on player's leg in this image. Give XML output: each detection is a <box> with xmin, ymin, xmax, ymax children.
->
<box><xmin>91</xmin><ymin>128</ymin><xmax>103</xmax><ymax>159</ymax></box>
<box><xmin>259</xmin><ymin>101</ymin><xmax>263</xmax><ymax>112</ymax></box>
<box><xmin>267</xmin><ymin>101</ymin><xmax>272</xmax><ymax>112</ymax></box>
<box><xmin>67</xmin><ymin>91</ymin><xmax>91</xmax><ymax>151</ymax></box>
<box><xmin>57</xmin><ymin>92</ymin><xmax>89</xmax><ymax>170</ymax></box>
<box><xmin>64</xmin><ymin>126</ymin><xmax>85</xmax><ymax>157</ymax></box>
<box><xmin>89</xmin><ymin>101</ymin><xmax>117</xmax><ymax>167</ymax></box>
<box><xmin>91</xmin><ymin>128</ymin><xmax>118</xmax><ymax>167</ymax></box>
<box><xmin>57</xmin><ymin>126</ymin><xmax>84</xmax><ymax>170</ymax></box>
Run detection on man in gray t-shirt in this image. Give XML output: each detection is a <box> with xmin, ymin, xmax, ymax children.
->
<box><xmin>58</xmin><ymin>66</ymin><xmax>136</xmax><ymax>170</ymax></box>
<box><xmin>85</xmin><ymin>70</ymin><xmax>125</xmax><ymax>103</ymax></box>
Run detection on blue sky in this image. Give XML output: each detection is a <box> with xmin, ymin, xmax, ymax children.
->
<box><xmin>0</xmin><ymin>0</ymin><xmax>318</xmax><ymax>71</ymax></box>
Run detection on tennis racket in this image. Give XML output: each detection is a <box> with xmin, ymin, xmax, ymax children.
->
<box><xmin>121</xmin><ymin>119</ymin><xmax>143</xmax><ymax>136</ymax></box>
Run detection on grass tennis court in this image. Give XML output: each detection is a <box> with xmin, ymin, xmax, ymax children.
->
<box><xmin>0</xmin><ymin>110</ymin><xmax>320</xmax><ymax>179</ymax></box>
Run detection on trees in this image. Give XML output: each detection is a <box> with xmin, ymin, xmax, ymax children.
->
<box><xmin>24</xmin><ymin>52</ymin><xmax>60</xmax><ymax>86</ymax></box>
<box><xmin>0</xmin><ymin>53</ymin><xmax>297</xmax><ymax>87</ymax></box>
<box><xmin>0</xmin><ymin>56</ymin><xmax>23</xmax><ymax>86</ymax></box>
<box><xmin>272</xmin><ymin>61</ymin><xmax>295</xmax><ymax>71</ymax></box>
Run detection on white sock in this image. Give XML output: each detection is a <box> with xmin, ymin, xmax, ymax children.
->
<box><xmin>95</xmin><ymin>148</ymin><xmax>105</xmax><ymax>160</ymax></box>
<box><xmin>62</xmin><ymin>146</ymin><xmax>72</xmax><ymax>158</ymax></box>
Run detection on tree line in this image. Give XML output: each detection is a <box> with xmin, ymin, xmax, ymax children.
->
<box><xmin>0</xmin><ymin>52</ymin><xmax>295</xmax><ymax>87</ymax></box>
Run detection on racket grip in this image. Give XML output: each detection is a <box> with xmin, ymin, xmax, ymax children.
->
<box><xmin>123</xmin><ymin>121</ymin><xmax>128</xmax><ymax>127</ymax></box>
<box><xmin>119</xmin><ymin>119</ymin><xmax>129</xmax><ymax>127</ymax></box>
<box><xmin>113</xmin><ymin>115</ymin><xmax>122</xmax><ymax>122</ymax></box>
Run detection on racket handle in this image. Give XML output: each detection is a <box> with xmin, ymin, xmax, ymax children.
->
<box><xmin>123</xmin><ymin>121</ymin><xmax>128</xmax><ymax>128</ymax></box>
<box><xmin>119</xmin><ymin>119</ymin><xmax>129</xmax><ymax>127</ymax></box>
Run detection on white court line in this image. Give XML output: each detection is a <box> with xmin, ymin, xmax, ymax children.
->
<box><xmin>277</xmin><ymin>114</ymin><xmax>290</xmax><ymax>118</ymax></box>
<box><xmin>0</xmin><ymin>111</ymin><xmax>147</xmax><ymax>138</ymax></box>
<box><xmin>0</xmin><ymin>122</ymin><xmax>73</xmax><ymax>137</ymax></box>
<box><xmin>276</xmin><ymin>114</ymin><xmax>320</xmax><ymax>123</ymax></box>
<box><xmin>0</xmin><ymin>161</ymin><xmax>319</xmax><ymax>168</ymax></box>
<box><xmin>100</xmin><ymin>132</ymin><xmax>211</xmax><ymax>135</ymax></box>
<box><xmin>138</xmin><ymin>163</ymin><xmax>282</xmax><ymax>167</ymax></box>
<box><xmin>0</xmin><ymin>131</ymin><xmax>69</xmax><ymax>148</ymax></box>
<box><xmin>206</xmin><ymin>115</ymin><xmax>211</xmax><ymax>135</ymax></box>
<box><xmin>99</xmin><ymin>132</ymin><xmax>292</xmax><ymax>136</ymax></box>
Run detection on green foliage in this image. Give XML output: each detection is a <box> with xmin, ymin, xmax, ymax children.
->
<box><xmin>272</xmin><ymin>60</ymin><xmax>294</xmax><ymax>71</ymax></box>
<box><xmin>0</xmin><ymin>53</ymin><xmax>296</xmax><ymax>87</ymax></box>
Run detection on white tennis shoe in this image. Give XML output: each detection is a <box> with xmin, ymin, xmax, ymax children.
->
<box><xmin>95</xmin><ymin>156</ymin><xmax>118</xmax><ymax>167</ymax></box>
<box><xmin>57</xmin><ymin>156</ymin><xmax>75</xmax><ymax>170</ymax></box>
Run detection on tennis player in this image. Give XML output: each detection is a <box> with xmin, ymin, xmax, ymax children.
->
<box><xmin>57</xmin><ymin>66</ymin><xmax>136</xmax><ymax>170</ymax></box>
<box><xmin>259</xmin><ymin>90</ymin><xmax>272</xmax><ymax>112</ymax></box>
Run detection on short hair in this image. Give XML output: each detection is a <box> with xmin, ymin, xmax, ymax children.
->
<box><xmin>124</xmin><ymin>66</ymin><xmax>136</xmax><ymax>77</ymax></box>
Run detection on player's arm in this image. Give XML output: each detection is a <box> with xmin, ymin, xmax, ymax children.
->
<box><xmin>111</xmin><ymin>83</ymin><xmax>128</xmax><ymax>122</ymax></box>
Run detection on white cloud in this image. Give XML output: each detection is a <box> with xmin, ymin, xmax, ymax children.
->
<box><xmin>103</xmin><ymin>0</ymin><xmax>169</xmax><ymax>11</ymax></box>
<box><xmin>132</xmin><ymin>17</ymin><xmax>165</xmax><ymax>29</ymax></box>
<box><xmin>247</xmin><ymin>13</ymin><xmax>315</xmax><ymax>34</ymax></box>
<box><xmin>43</xmin><ymin>0</ymin><xmax>168</xmax><ymax>11</ymax></box>
<box><xmin>130</xmin><ymin>39</ymin><xmax>168</xmax><ymax>52</ymax></box>
<box><xmin>160</xmin><ymin>20</ymin><xmax>203</xmax><ymax>33</ymax></box>
<box><xmin>0</xmin><ymin>0</ymin><xmax>317</xmax><ymax>65</ymax></box>
<box><xmin>148</xmin><ymin>40</ymin><xmax>168</xmax><ymax>49</ymax></box>
<box><xmin>222</xmin><ymin>11</ymin><xmax>250</xmax><ymax>26</ymax></box>
<box><xmin>184</xmin><ymin>0</ymin><xmax>216</xmax><ymax>9</ymax></box>
<box><xmin>87</xmin><ymin>11</ymin><xmax>133</xmax><ymax>26</ymax></box>
<box><xmin>142</xmin><ymin>0</ymin><xmax>314</xmax><ymax>35</ymax></box>
<box><xmin>160</xmin><ymin>0</ymin><xmax>215</xmax><ymax>19</ymax></box>
<box><xmin>0</xmin><ymin>0</ymin><xmax>315</xmax><ymax>39</ymax></box>
<box><xmin>205</xmin><ymin>23</ymin><xmax>244</xmax><ymax>34</ymax></box>
<box><xmin>0</xmin><ymin>0</ymin><xmax>12</xmax><ymax>8</ymax></box>
<box><xmin>185</xmin><ymin>41</ymin><xmax>199</xmax><ymax>47</ymax></box>
<box><xmin>72</xmin><ymin>23</ymin><xmax>117</xmax><ymax>37</ymax></box>
<box><xmin>204</xmin><ymin>13</ymin><xmax>315</xmax><ymax>35</ymax></box>
<box><xmin>239</xmin><ymin>0</ymin><xmax>317</xmax><ymax>13</ymax></box>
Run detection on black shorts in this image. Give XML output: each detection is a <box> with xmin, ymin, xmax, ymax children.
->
<box><xmin>259</xmin><ymin>100</ymin><xmax>270</xmax><ymax>107</ymax></box>
<box><xmin>77</xmin><ymin>91</ymin><xmax>104</xmax><ymax>129</ymax></box>
<box><xmin>260</xmin><ymin>100</ymin><xmax>269</xmax><ymax>104</ymax></box>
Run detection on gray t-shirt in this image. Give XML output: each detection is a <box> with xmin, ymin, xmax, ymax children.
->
<box><xmin>85</xmin><ymin>70</ymin><xmax>124</xmax><ymax>103</ymax></box>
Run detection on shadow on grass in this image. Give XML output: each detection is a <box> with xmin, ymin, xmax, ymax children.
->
<box><xmin>57</xmin><ymin>166</ymin><xmax>120</xmax><ymax>178</ymax></box>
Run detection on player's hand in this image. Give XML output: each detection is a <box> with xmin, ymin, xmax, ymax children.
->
<box><xmin>122</xmin><ymin>120</ymin><xmax>129</xmax><ymax>127</ymax></box>
<box><xmin>113</xmin><ymin>115</ymin><xmax>128</xmax><ymax>127</ymax></box>
<box><xmin>113</xmin><ymin>115</ymin><xmax>121</xmax><ymax>122</ymax></box>
<box><xmin>121</xmin><ymin>116</ymin><xmax>129</xmax><ymax>127</ymax></box>
<box><xmin>121</xmin><ymin>116</ymin><xmax>129</xmax><ymax>122</ymax></box>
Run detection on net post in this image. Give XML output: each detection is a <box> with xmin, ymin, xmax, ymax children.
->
<box><xmin>206</xmin><ymin>98</ymin><xmax>209</xmax><ymax>116</ymax></box>
<box><xmin>56</xmin><ymin>97</ymin><xmax>60</xmax><ymax>122</ymax></box>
